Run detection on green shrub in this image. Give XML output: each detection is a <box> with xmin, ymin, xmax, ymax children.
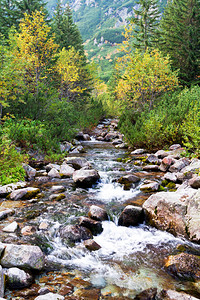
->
<box><xmin>0</xmin><ymin>135</ymin><xmax>26</xmax><ymax>185</ymax></box>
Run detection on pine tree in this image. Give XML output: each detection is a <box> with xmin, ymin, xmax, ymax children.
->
<box><xmin>52</xmin><ymin>1</ymin><xmax>85</xmax><ymax>57</ymax></box>
<box><xmin>160</xmin><ymin>0</ymin><xmax>200</xmax><ymax>85</ymax></box>
<box><xmin>131</xmin><ymin>0</ymin><xmax>161</xmax><ymax>51</ymax></box>
<box><xmin>0</xmin><ymin>0</ymin><xmax>47</xmax><ymax>39</ymax></box>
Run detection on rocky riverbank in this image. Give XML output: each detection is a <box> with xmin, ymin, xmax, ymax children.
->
<box><xmin>0</xmin><ymin>118</ymin><xmax>200</xmax><ymax>299</ymax></box>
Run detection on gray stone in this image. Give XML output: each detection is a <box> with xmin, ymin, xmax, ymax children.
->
<box><xmin>159</xmin><ymin>290</ymin><xmax>199</xmax><ymax>300</ymax></box>
<box><xmin>181</xmin><ymin>158</ymin><xmax>200</xmax><ymax>174</ymax></box>
<box><xmin>0</xmin><ymin>182</ymin><xmax>26</xmax><ymax>198</ymax></box>
<box><xmin>112</xmin><ymin>139</ymin><xmax>123</xmax><ymax>145</ymax></box>
<box><xmin>159</xmin><ymin>156</ymin><xmax>174</xmax><ymax>172</ymax></box>
<box><xmin>0</xmin><ymin>209</ymin><xmax>14</xmax><ymax>221</ymax></box>
<box><xmin>60</xmin><ymin>141</ymin><xmax>73</xmax><ymax>152</ymax></box>
<box><xmin>49</xmin><ymin>193</ymin><xmax>65</xmax><ymax>201</ymax></box>
<box><xmin>155</xmin><ymin>150</ymin><xmax>171</xmax><ymax>158</ymax></box>
<box><xmin>60</xmin><ymin>225</ymin><xmax>93</xmax><ymax>243</ymax></box>
<box><xmin>169</xmin><ymin>158</ymin><xmax>190</xmax><ymax>172</ymax></box>
<box><xmin>2</xmin><ymin>221</ymin><xmax>18</xmax><ymax>233</ymax></box>
<box><xmin>169</xmin><ymin>144</ymin><xmax>182</xmax><ymax>150</ymax></box>
<box><xmin>59</xmin><ymin>163</ymin><xmax>75</xmax><ymax>177</ymax></box>
<box><xmin>48</xmin><ymin>168</ymin><xmax>61</xmax><ymax>178</ymax></box>
<box><xmin>146</xmin><ymin>154</ymin><xmax>160</xmax><ymax>164</ymax></box>
<box><xmin>88</xmin><ymin>205</ymin><xmax>108</xmax><ymax>221</ymax></box>
<box><xmin>118</xmin><ymin>205</ymin><xmax>144</xmax><ymax>227</ymax></box>
<box><xmin>131</xmin><ymin>149</ymin><xmax>146</xmax><ymax>155</ymax></box>
<box><xmin>189</xmin><ymin>175</ymin><xmax>200</xmax><ymax>189</ymax></box>
<box><xmin>0</xmin><ymin>266</ymin><xmax>4</xmax><ymax>298</ymax></box>
<box><xmin>45</xmin><ymin>163</ymin><xmax>60</xmax><ymax>172</ymax></box>
<box><xmin>1</xmin><ymin>244</ymin><xmax>44</xmax><ymax>270</ymax></box>
<box><xmin>115</xmin><ymin>143</ymin><xmax>128</xmax><ymax>149</ymax></box>
<box><xmin>10</xmin><ymin>187</ymin><xmax>40</xmax><ymax>201</ymax></box>
<box><xmin>104</xmin><ymin>131</ymin><xmax>119</xmax><ymax>141</ymax></box>
<box><xmin>22</xmin><ymin>164</ymin><xmax>36</xmax><ymax>180</ymax></box>
<box><xmin>73</xmin><ymin>169</ymin><xmax>100</xmax><ymax>188</ymax></box>
<box><xmin>65</xmin><ymin>157</ymin><xmax>91</xmax><ymax>170</ymax></box>
<box><xmin>79</xmin><ymin>217</ymin><xmax>103</xmax><ymax>235</ymax></box>
<box><xmin>140</xmin><ymin>181</ymin><xmax>160</xmax><ymax>193</ymax></box>
<box><xmin>143</xmin><ymin>188</ymin><xmax>199</xmax><ymax>242</ymax></box>
<box><xmin>49</xmin><ymin>185</ymin><xmax>65</xmax><ymax>193</ymax></box>
<box><xmin>35</xmin><ymin>293</ymin><xmax>64</xmax><ymax>300</ymax></box>
<box><xmin>35</xmin><ymin>176</ymin><xmax>49</xmax><ymax>183</ymax></box>
<box><xmin>118</xmin><ymin>174</ymin><xmax>140</xmax><ymax>184</ymax></box>
<box><xmin>83</xmin><ymin>239</ymin><xmax>101</xmax><ymax>251</ymax></box>
<box><xmin>163</xmin><ymin>172</ymin><xmax>178</xmax><ymax>183</ymax></box>
<box><xmin>6</xmin><ymin>267</ymin><xmax>33</xmax><ymax>289</ymax></box>
<box><xmin>143</xmin><ymin>165</ymin><xmax>160</xmax><ymax>171</ymax></box>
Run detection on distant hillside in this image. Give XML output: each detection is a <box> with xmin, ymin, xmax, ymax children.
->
<box><xmin>47</xmin><ymin>0</ymin><xmax>167</xmax><ymax>81</ymax></box>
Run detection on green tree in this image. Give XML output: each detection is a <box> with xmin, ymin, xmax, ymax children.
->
<box><xmin>160</xmin><ymin>0</ymin><xmax>200</xmax><ymax>85</ymax></box>
<box><xmin>131</xmin><ymin>0</ymin><xmax>161</xmax><ymax>51</ymax></box>
<box><xmin>52</xmin><ymin>1</ymin><xmax>85</xmax><ymax>57</ymax></box>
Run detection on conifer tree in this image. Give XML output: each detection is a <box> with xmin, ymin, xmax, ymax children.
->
<box><xmin>131</xmin><ymin>0</ymin><xmax>161</xmax><ymax>51</ymax></box>
<box><xmin>52</xmin><ymin>1</ymin><xmax>85</xmax><ymax>58</ymax></box>
<box><xmin>160</xmin><ymin>0</ymin><xmax>200</xmax><ymax>85</ymax></box>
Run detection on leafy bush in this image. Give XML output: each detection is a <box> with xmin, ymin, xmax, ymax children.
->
<box><xmin>119</xmin><ymin>86</ymin><xmax>200</xmax><ymax>151</ymax></box>
<box><xmin>0</xmin><ymin>134</ymin><xmax>26</xmax><ymax>185</ymax></box>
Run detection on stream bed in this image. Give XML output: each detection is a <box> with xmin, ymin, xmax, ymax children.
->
<box><xmin>2</xmin><ymin>139</ymin><xmax>200</xmax><ymax>299</ymax></box>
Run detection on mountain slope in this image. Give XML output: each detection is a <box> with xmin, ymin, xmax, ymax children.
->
<box><xmin>47</xmin><ymin>0</ymin><xmax>167</xmax><ymax>81</ymax></box>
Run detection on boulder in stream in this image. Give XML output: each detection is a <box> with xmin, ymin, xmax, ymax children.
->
<box><xmin>59</xmin><ymin>163</ymin><xmax>74</xmax><ymax>178</ymax></box>
<box><xmin>88</xmin><ymin>205</ymin><xmax>108</xmax><ymax>221</ymax></box>
<box><xmin>189</xmin><ymin>175</ymin><xmax>200</xmax><ymax>189</ymax></box>
<box><xmin>158</xmin><ymin>290</ymin><xmax>200</xmax><ymax>300</ymax></box>
<box><xmin>5</xmin><ymin>267</ymin><xmax>33</xmax><ymax>289</ymax></box>
<box><xmin>2</xmin><ymin>221</ymin><xmax>18</xmax><ymax>233</ymax></box>
<box><xmin>0</xmin><ymin>182</ymin><xmax>26</xmax><ymax>198</ymax></box>
<box><xmin>35</xmin><ymin>293</ymin><xmax>64</xmax><ymax>300</ymax></box>
<box><xmin>60</xmin><ymin>225</ymin><xmax>93</xmax><ymax>244</ymax></box>
<box><xmin>143</xmin><ymin>188</ymin><xmax>200</xmax><ymax>242</ymax></box>
<box><xmin>0</xmin><ymin>209</ymin><xmax>14</xmax><ymax>221</ymax></box>
<box><xmin>79</xmin><ymin>217</ymin><xmax>103</xmax><ymax>235</ymax></box>
<box><xmin>73</xmin><ymin>169</ymin><xmax>100</xmax><ymax>188</ymax></box>
<box><xmin>131</xmin><ymin>149</ymin><xmax>146</xmax><ymax>155</ymax></box>
<box><xmin>164</xmin><ymin>252</ymin><xmax>200</xmax><ymax>280</ymax></box>
<box><xmin>134</xmin><ymin>288</ymin><xmax>157</xmax><ymax>299</ymax></box>
<box><xmin>22</xmin><ymin>164</ymin><xmax>36</xmax><ymax>180</ymax></box>
<box><xmin>83</xmin><ymin>239</ymin><xmax>101</xmax><ymax>251</ymax></box>
<box><xmin>0</xmin><ymin>243</ymin><xmax>44</xmax><ymax>270</ymax></box>
<box><xmin>140</xmin><ymin>180</ymin><xmax>160</xmax><ymax>193</ymax></box>
<box><xmin>118</xmin><ymin>205</ymin><xmax>144</xmax><ymax>227</ymax></box>
<box><xmin>65</xmin><ymin>157</ymin><xmax>91</xmax><ymax>170</ymax></box>
<box><xmin>9</xmin><ymin>187</ymin><xmax>40</xmax><ymax>201</ymax></box>
<box><xmin>118</xmin><ymin>174</ymin><xmax>140</xmax><ymax>184</ymax></box>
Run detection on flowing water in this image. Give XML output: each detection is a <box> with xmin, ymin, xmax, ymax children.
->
<box><xmin>3</xmin><ymin>139</ymin><xmax>200</xmax><ymax>299</ymax></box>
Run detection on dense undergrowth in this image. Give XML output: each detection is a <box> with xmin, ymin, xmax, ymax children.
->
<box><xmin>119</xmin><ymin>86</ymin><xmax>200</xmax><ymax>154</ymax></box>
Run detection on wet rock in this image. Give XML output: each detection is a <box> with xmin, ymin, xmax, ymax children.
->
<box><xmin>83</xmin><ymin>239</ymin><xmax>101</xmax><ymax>251</ymax></box>
<box><xmin>60</xmin><ymin>141</ymin><xmax>73</xmax><ymax>152</ymax></box>
<box><xmin>169</xmin><ymin>158</ymin><xmax>190</xmax><ymax>172</ymax></box>
<box><xmin>134</xmin><ymin>288</ymin><xmax>157</xmax><ymax>299</ymax></box>
<box><xmin>70</xmin><ymin>146</ymin><xmax>85</xmax><ymax>153</ymax></box>
<box><xmin>0</xmin><ymin>266</ymin><xmax>4</xmax><ymax>298</ymax></box>
<box><xmin>189</xmin><ymin>175</ymin><xmax>200</xmax><ymax>189</ymax></box>
<box><xmin>59</xmin><ymin>163</ymin><xmax>74</xmax><ymax>178</ymax></box>
<box><xmin>0</xmin><ymin>209</ymin><xmax>14</xmax><ymax>221</ymax></box>
<box><xmin>60</xmin><ymin>225</ymin><xmax>93</xmax><ymax>243</ymax></box>
<box><xmin>88</xmin><ymin>205</ymin><xmax>109</xmax><ymax>221</ymax></box>
<box><xmin>65</xmin><ymin>157</ymin><xmax>91</xmax><ymax>170</ymax></box>
<box><xmin>112</xmin><ymin>139</ymin><xmax>123</xmax><ymax>145</ymax></box>
<box><xmin>75</xmin><ymin>132</ymin><xmax>91</xmax><ymax>141</ymax></box>
<box><xmin>169</xmin><ymin>144</ymin><xmax>182</xmax><ymax>150</ymax></box>
<box><xmin>10</xmin><ymin>187</ymin><xmax>40</xmax><ymax>201</ymax></box>
<box><xmin>143</xmin><ymin>165</ymin><xmax>160</xmax><ymax>172</ymax></box>
<box><xmin>39</xmin><ymin>222</ymin><xmax>49</xmax><ymax>230</ymax></box>
<box><xmin>45</xmin><ymin>163</ymin><xmax>60</xmax><ymax>172</ymax></box>
<box><xmin>48</xmin><ymin>168</ymin><xmax>61</xmax><ymax>178</ymax></box>
<box><xmin>49</xmin><ymin>185</ymin><xmax>66</xmax><ymax>193</ymax></box>
<box><xmin>155</xmin><ymin>150</ymin><xmax>171</xmax><ymax>158</ymax></box>
<box><xmin>158</xmin><ymin>290</ymin><xmax>199</xmax><ymax>300</ymax></box>
<box><xmin>164</xmin><ymin>252</ymin><xmax>200</xmax><ymax>280</ymax></box>
<box><xmin>0</xmin><ymin>182</ymin><xmax>26</xmax><ymax>198</ymax></box>
<box><xmin>38</xmin><ymin>287</ymin><xmax>51</xmax><ymax>295</ymax></box>
<box><xmin>163</xmin><ymin>172</ymin><xmax>178</xmax><ymax>183</ymax></box>
<box><xmin>118</xmin><ymin>174</ymin><xmax>140</xmax><ymax>184</ymax></box>
<box><xmin>143</xmin><ymin>188</ymin><xmax>199</xmax><ymax>241</ymax></box>
<box><xmin>22</xmin><ymin>164</ymin><xmax>36</xmax><ymax>180</ymax></box>
<box><xmin>73</xmin><ymin>169</ymin><xmax>100</xmax><ymax>188</ymax></box>
<box><xmin>159</xmin><ymin>156</ymin><xmax>173</xmax><ymax>172</ymax></box>
<box><xmin>104</xmin><ymin>131</ymin><xmax>119</xmax><ymax>141</ymax></box>
<box><xmin>49</xmin><ymin>193</ymin><xmax>65</xmax><ymax>201</ymax></box>
<box><xmin>79</xmin><ymin>216</ymin><xmax>103</xmax><ymax>235</ymax></box>
<box><xmin>140</xmin><ymin>181</ymin><xmax>160</xmax><ymax>193</ymax></box>
<box><xmin>118</xmin><ymin>205</ymin><xmax>144</xmax><ymax>227</ymax></box>
<box><xmin>0</xmin><ymin>245</ymin><xmax>5</xmax><ymax>257</ymax></box>
<box><xmin>131</xmin><ymin>149</ymin><xmax>146</xmax><ymax>155</ymax></box>
<box><xmin>35</xmin><ymin>293</ymin><xmax>64</xmax><ymax>300</ymax></box>
<box><xmin>6</xmin><ymin>267</ymin><xmax>33</xmax><ymax>289</ymax></box>
<box><xmin>0</xmin><ymin>244</ymin><xmax>44</xmax><ymax>270</ymax></box>
<box><xmin>181</xmin><ymin>158</ymin><xmax>200</xmax><ymax>175</ymax></box>
<box><xmin>21</xmin><ymin>226</ymin><xmax>36</xmax><ymax>236</ymax></box>
<box><xmin>146</xmin><ymin>154</ymin><xmax>160</xmax><ymax>164</ymax></box>
<box><xmin>2</xmin><ymin>221</ymin><xmax>18</xmax><ymax>233</ymax></box>
<box><xmin>115</xmin><ymin>143</ymin><xmax>128</xmax><ymax>149</ymax></box>
<box><xmin>35</xmin><ymin>176</ymin><xmax>49</xmax><ymax>183</ymax></box>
